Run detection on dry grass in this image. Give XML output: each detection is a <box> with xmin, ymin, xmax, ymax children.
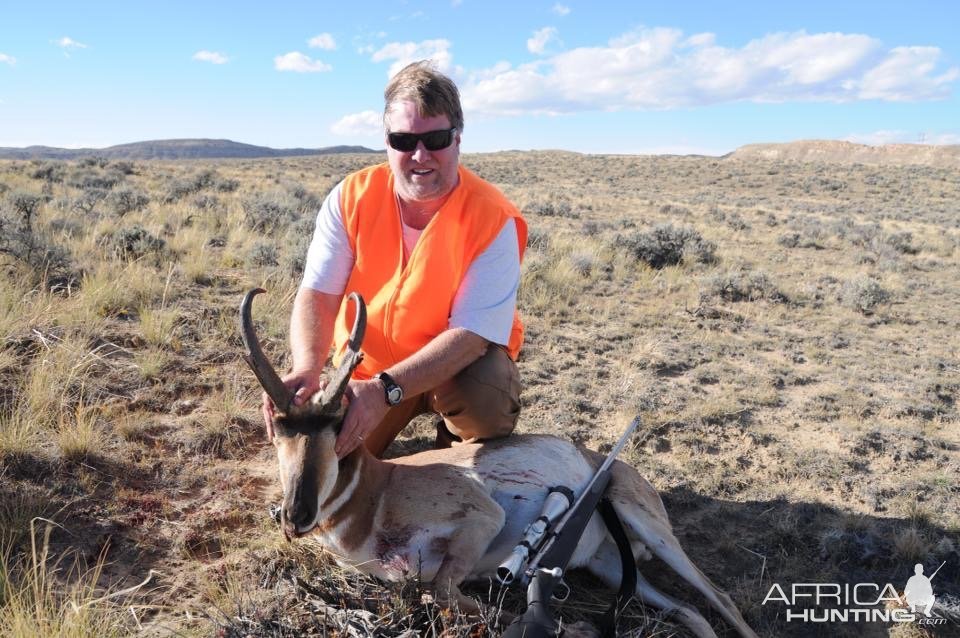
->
<box><xmin>56</xmin><ymin>400</ymin><xmax>104</xmax><ymax>462</ymax></box>
<box><xmin>0</xmin><ymin>410</ymin><xmax>38</xmax><ymax>459</ymax></box>
<box><xmin>0</xmin><ymin>520</ymin><xmax>138</xmax><ymax>637</ymax></box>
<box><xmin>1</xmin><ymin>152</ymin><xmax>958</xmax><ymax>636</ymax></box>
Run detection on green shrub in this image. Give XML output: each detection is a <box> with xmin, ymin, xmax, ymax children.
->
<box><xmin>30</xmin><ymin>161</ymin><xmax>66</xmax><ymax>183</ymax></box>
<box><xmin>0</xmin><ymin>192</ymin><xmax>75</xmax><ymax>285</ymax></box>
<box><xmin>246</xmin><ymin>241</ymin><xmax>279</xmax><ymax>267</ymax></box>
<box><xmin>523</xmin><ymin>198</ymin><xmax>578</xmax><ymax>218</ymax></box>
<box><xmin>162</xmin><ymin>178</ymin><xmax>200</xmax><ymax>203</ymax></box>
<box><xmin>97</xmin><ymin>225</ymin><xmax>166</xmax><ymax>261</ymax></box>
<box><xmin>192</xmin><ymin>194</ymin><xmax>222</xmax><ymax>212</ymax></box>
<box><xmin>724</xmin><ymin>212</ymin><xmax>749</xmax><ymax>231</ymax></box>
<box><xmin>615</xmin><ymin>223</ymin><xmax>716</xmax><ymax>268</ymax></box>
<box><xmin>659</xmin><ymin>203</ymin><xmax>691</xmax><ymax>216</ymax></box>
<box><xmin>567</xmin><ymin>251</ymin><xmax>598</xmax><ymax>277</ymax></box>
<box><xmin>703</xmin><ymin>268</ymin><xmax>788</xmax><ymax>303</ymax></box>
<box><xmin>282</xmin><ymin>216</ymin><xmax>315</xmax><ymax>276</ymax></box>
<box><xmin>72</xmin><ymin>188</ymin><xmax>109</xmax><ymax>215</ymax></box>
<box><xmin>79</xmin><ymin>155</ymin><xmax>109</xmax><ymax>168</ymax></box>
<box><xmin>287</xmin><ymin>184</ymin><xmax>321</xmax><ymax>215</ymax></box>
<box><xmin>214</xmin><ymin>177</ymin><xmax>240</xmax><ymax>193</ymax></box>
<box><xmin>241</xmin><ymin>192</ymin><xmax>298</xmax><ymax>233</ymax></box>
<box><xmin>884</xmin><ymin>231</ymin><xmax>918</xmax><ymax>255</ymax></box>
<box><xmin>527</xmin><ymin>227</ymin><xmax>550</xmax><ymax>251</ymax></box>
<box><xmin>777</xmin><ymin>231</ymin><xmax>822</xmax><ymax>249</ymax></box>
<box><xmin>839</xmin><ymin>275</ymin><xmax>890</xmax><ymax>314</ymax></box>
<box><xmin>67</xmin><ymin>168</ymin><xmax>123</xmax><ymax>190</ymax></box>
<box><xmin>778</xmin><ymin>232</ymin><xmax>801</xmax><ymax>248</ymax></box>
<box><xmin>8</xmin><ymin>191</ymin><xmax>45</xmax><ymax>221</ymax></box>
<box><xmin>108</xmin><ymin>188</ymin><xmax>150</xmax><ymax>217</ymax></box>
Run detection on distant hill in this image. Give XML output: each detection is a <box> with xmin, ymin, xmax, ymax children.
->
<box><xmin>0</xmin><ymin>138</ymin><xmax>381</xmax><ymax>160</ymax></box>
<box><xmin>728</xmin><ymin>140</ymin><xmax>960</xmax><ymax>168</ymax></box>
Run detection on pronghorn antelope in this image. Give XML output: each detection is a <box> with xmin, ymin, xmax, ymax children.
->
<box><xmin>241</xmin><ymin>289</ymin><xmax>758</xmax><ymax>638</ymax></box>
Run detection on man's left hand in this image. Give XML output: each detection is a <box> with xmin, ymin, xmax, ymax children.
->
<box><xmin>335</xmin><ymin>379</ymin><xmax>390</xmax><ymax>458</ymax></box>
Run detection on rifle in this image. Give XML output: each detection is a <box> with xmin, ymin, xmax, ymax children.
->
<box><xmin>500</xmin><ymin>417</ymin><xmax>641</xmax><ymax>637</ymax></box>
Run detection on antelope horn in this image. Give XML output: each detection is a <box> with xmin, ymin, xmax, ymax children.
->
<box><xmin>239</xmin><ymin>288</ymin><xmax>294</xmax><ymax>413</ymax></box>
<box><xmin>319</xmin><ymin>292</ymin><xmax>366</xmax><ymax>408</ymax></box>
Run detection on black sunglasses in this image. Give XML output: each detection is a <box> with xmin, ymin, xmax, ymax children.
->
<box><xmin>387</xmin><ymin>127</ymin><xmax>457</xmax><ymax>152</ymax></box>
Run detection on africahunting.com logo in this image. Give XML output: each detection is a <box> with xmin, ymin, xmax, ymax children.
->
<box><xmin>761</xmin><ymin>561</ymin><xmax>948</xmax><ymax>626</ymax></box>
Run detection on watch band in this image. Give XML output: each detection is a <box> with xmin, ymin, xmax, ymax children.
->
<box><xmin>375</xmin><ymin>372</ymin><xmax>404</xmax><ymax>406</ymax></box>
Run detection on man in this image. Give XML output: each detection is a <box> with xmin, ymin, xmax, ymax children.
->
<box><xmin>904</xmin><ymin>563</ymin><xmax>936</xmax><ymax>617</ymax></box>
<box><xmin>262</xmin><ymin>60</ymin><xmax>527</xmax><ymax>459</ymax></box>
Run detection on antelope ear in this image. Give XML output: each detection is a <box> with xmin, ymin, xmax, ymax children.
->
<box><xmin>269</xmin><ymin>414</ymin><xmax>292</xmax><ymax>438</ymax></box>
<box><xmin>304</xmin><ymin>382</ymin><xmax>347</xmax><ymax>430</ymax></box>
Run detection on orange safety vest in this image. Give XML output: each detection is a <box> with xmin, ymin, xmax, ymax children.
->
<box><xmin>331</xmin><ymin>163</ymin><xmax>527</xmax><ymax>379</ymax></box>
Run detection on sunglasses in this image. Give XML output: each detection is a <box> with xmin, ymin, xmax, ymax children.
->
<box><xmin>387</xmin><ymin>127</ymin><xmax>457</xmax><ymax>152</ymax></box>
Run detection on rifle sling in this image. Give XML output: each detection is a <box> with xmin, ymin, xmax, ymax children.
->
<box><xmin>596</xmin><ymin>497</ymin><xmax>636</xmax><ymax>638</ymax></box>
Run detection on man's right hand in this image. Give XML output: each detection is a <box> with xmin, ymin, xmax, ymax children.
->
<box><xmin>268</xmin><ymin>287</ymin><xmax>342</xmax><ymax>440</ymax></box>
<box><xmin>260</xmin><ymin>370</ymin><xmax>321</xmax><ymax>440</ymax></box>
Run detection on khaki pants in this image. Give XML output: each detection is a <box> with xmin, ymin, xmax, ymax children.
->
<box><xmin>363</xmin><ymin>345</ymin><xmax>522</xmax><ymax>458</ymax></box>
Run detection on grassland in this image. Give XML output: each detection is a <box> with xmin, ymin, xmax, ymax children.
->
<box><xmin>0</xmin><ymin>149</ymin><xmax>958</xmax><ymax>637</ymax></box>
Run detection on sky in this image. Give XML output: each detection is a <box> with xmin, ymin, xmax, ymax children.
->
<box><xmin>1</xmin><ymin>1</ymin><xmax>958</xmax><ymax>155</ymax></box>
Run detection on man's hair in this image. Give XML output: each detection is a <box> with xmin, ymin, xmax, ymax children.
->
<box><xmin>383</xmin><ymin>61</ymin><xmax>464</xmax><ymax>132</ymax></box>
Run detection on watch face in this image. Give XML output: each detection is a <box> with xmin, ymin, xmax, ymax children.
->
<box><xmin>387</xmin><ymin>386</ymin><xmax>403</xmax><ymax>405</ymax></box>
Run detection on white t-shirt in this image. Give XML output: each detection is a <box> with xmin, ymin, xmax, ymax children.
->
<box><xmin>301</xmin><ymin>180</ymin><xmax>520</xmax><ymax>346</ymax></box>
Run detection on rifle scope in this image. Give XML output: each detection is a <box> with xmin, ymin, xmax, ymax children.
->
<box><xmin>496</xmin><ymin>486</ymin><xmax>574</xmax><ymax>585</ymax></box>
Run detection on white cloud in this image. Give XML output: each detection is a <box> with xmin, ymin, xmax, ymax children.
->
<box><xmin>684</xmin><ymin>32</ymin><xmax>715</xmax><ymax>48</ymax></box>
<box><xmin>845</xmin><ymin>130</ymin><xmax>960</xmax><ymax>146</ymax></box>
<box><xmin>845</xmin><ymin>130</ymin><xmax>912</xmax><ymax>145</ymax></box>
<box><xmin>354</xmin><ymin>31</ymin><xmax>388</xmax><ymax>55</ymax></box>
<box><xmin>193</xmin><ymin>50</ymin><xmax>229</xmax><ymax>64</ymax></box>
<box><xmin>858</xmin><ymin>46</ymin><xmax>959</xmax><ymax>101</ymax></box>
<box><xmin>56</xmin><ymin>37</ymin><xmax>87</xmax><ymax>49</ymax></box>
<box><xmin>274</xmin><ymin>51</ymin><xmax>332</xmax><ymax>73</ymax></box>
<box><xmin>0</xmin><ymin>53</ymin><xmax>15</xmax><ymax>66</ymax></box>
<box><xmin>388</xmin><ymin>10</ymin><xmax>426</xmax><ymax>22</ymax></box>
<box><xmin>308</xmin><ymin>33</ymin><xmax>337</xmax><ymax>50</ymax></box>
<box><xmin>527</xmin><ymin>27</ymin><xmax>560</xmax><ymax>55</ymax></box>
<box><xmin>458</xmin><ymin>28</ymin><xmax>959</xmax><ymax>116</ymax></box>
<box><xmin>331</xmin><ymin>110</ymin><xmax>383</xmax><ymax>137</ymax></box>
<box><xmin>931</xmin><ymin>133</ymin><xmax>960</xmax><ymax>145</ymax></box>
<box><xmin>552</xmin><ymin>3</ymin><xmax>571</xmax><ymax>16</ymax></box>
<box><xmin>371</xmin><ymin>39</ymin><xmax>454</xmax><ymax>77</ymax></box>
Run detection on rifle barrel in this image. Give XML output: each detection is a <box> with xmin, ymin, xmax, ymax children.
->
<box><xmin>929</xmin><ymin>561</ymin><xmax>946</xmax><ymax>581</ymax></box>
<box><xmin>541</xmin><ymin>416</ymin><xmax>640</xmax><ymax>546</ymax></box>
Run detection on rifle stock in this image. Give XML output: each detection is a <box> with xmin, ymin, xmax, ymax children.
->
<box><xmin>502</xmin><ymin>570</ymin><xmax>563</xmax><ymax>637</ymax></box>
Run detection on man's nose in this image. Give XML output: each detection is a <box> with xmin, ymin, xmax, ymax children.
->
<box><xmin>410</xmin><ymin>141</ymin><xmax>431</xmax><ymax>161</ymax></box>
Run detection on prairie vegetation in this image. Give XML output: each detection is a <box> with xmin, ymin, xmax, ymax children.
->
<box><xmin>0</xmin><ymin>150</ymin><xmax>958</xmax><ymax>636</ymax></box>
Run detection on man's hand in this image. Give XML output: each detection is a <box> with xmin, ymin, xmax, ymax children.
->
<box><xmin>260</xmin><ymin>369</ymin><xmax>323</xmax><ymax>440</ymax></box>
<box><xmin>265</xmin><ymin>287</ymin><xmax>342</xmax><ymax>439</ymax></box>
<box><xmin>335</xmin><ymin>378</ymin><xmax>389</xmax><ymax>458</ymax></box>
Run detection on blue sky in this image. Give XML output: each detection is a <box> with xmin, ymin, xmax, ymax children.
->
<box><xmin>1</xmin><ymin>1</ymin><xmax>957</xmax><ymax>154</ymax></box>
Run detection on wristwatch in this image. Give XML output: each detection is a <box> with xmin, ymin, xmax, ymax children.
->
<box><xmin>374</xmin><ymin>372</ymin><xmax>404</xmax><ymax>406</ymax></box>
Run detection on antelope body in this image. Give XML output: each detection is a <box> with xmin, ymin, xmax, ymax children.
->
<box><xmin>241</xmin><ymin>289</ymin><xmax>758</xmax><ymax>638</ymax></box>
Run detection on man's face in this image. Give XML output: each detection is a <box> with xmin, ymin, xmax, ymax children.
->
<box><xmin>385</xmin><ymin>100</ymin><xmax>461</xmax><ymax>205</ymax></box>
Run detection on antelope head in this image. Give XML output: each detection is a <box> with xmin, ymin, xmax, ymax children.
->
<box><xmin>239</xmin><ymin>288</ymin><xmax>366</xmax><ymax>540</ymax></box>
